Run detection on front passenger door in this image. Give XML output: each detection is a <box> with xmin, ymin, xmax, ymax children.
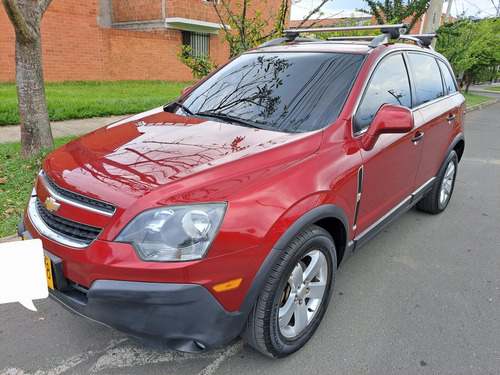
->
<box><xmin>353</xmin><ymin>53</ymin><xmax>424</xmax><ymax>236</ymax></box>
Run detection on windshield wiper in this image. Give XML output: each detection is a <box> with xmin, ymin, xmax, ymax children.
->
<box><xmin>163</xmin><ymin>100</ymin><xmax>194</xmax><ymax>115</ymax></box>
<box><xmin>195</xmin><ymin>111</ymin><xmax>265</xmax><ymax>129</ymax></box>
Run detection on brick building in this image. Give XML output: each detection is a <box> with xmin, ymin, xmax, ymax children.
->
<box><xmin>0</xmin><ymin>0</ymin><xmax>236</xmax><ymax>82</ymax></box>
<box><xmin>0</xmin><ymin>1</ymin><xmax>455</xmax><ymax>83</ymax></box>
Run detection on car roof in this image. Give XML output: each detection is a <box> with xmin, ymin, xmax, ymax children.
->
<box><xmin>252</xmin><ymin>24</ymin><xmax>439</xmax><ymax>56</ymax></box>
<box><xmin>252</xmin><ymin>42</ymin><xmax>373</xmax><ymax>55</ymax></box>
<box><xmin>250</xmin><ymin>40</ymin><xmax>441</xmax><ymax>59</ymax></box>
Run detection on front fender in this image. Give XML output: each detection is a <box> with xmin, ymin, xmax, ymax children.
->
<box><xmin>261</xmin><ymin>194</ymin><xmax>352</xmax><ymax>251</ymax></box>
<box><xmin>237</xmin><ymin>202</ymin><xmax>351</xmax><ymax>322</ymax></box>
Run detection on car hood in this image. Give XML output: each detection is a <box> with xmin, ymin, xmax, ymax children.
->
<box><xmin>42</xmin><ymin>107</ymin><xmax>322</xmax><ymax>209</ymax></box>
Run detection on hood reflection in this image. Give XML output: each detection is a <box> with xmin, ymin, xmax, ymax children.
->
<box><xmin>45</xmin><ymin>109</ymin><xmax>314</xmax><ymax>200</ymax></box>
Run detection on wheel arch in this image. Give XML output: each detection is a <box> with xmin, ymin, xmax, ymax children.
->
<box><xmin>449</xmin><ymin>133</ymin><xmax>465</xmax><ymax>162</ymax></box>
<box><xmin>238</xmin><ymin>204</ymin><xmax>350</xmax><ymax>318</ymax></box>
<box><xmin>453</xmin><ymin>137</ymin><xmax>465</xmax><ymax>162</ymax></box>
<box><xmin>272</xmin><ymin>204</ymin><xmax>349</xmax><ymax>266</ymax></box>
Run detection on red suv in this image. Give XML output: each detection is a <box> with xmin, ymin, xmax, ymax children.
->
<box><xmin>20</xmin><ymin>25</ymin><xmax>465</xmax><ymax>357</ymax></box>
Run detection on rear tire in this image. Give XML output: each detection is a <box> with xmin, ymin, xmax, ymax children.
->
<box><xmin>417</xmin><ymin>150</ymin><xmax>458</xmax><ymax>214</ymax></box>
<box><xmin>241</xmin><ymin>225</ymin><xmax>336</xmax><ymax>357</ymax></box>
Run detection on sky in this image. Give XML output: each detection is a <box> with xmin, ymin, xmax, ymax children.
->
<box><xmin>291</xmin><ymin>0</ymin><xmax>500</xmax><ymax>20</ymax></box>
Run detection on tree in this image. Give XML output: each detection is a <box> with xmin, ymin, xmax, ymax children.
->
<box><xmin>212</xmin><ymin>0</ymin><xmax>332</xmax><ymax>57</ymax></box>
<box><xmin>311</xmin><ymin>17</ymin><xmax>374</xmax><ymax>40</ymax></box>
<box><xmin>358</xmin><ymin>0</ymin><xmax>430</xmax><ymax>32</ymax></box>
<box><xmin>2</xmin><ymin>0</ymin><xmax>54</xmax><ymax>157</ymax></box>
<box><xmin>177</xmin><ymin>46</ymin><xmax>219</xmax><ymax>80</ymax></box>
<box><xmin>436</xmin><ymin>18</ymin><xmax>500</xmax><ymax>92</ymax></box>
<box><xmin>178</xmin><ymin>0</ymin><xmax>333</xmax><ymax>78</ymax></box>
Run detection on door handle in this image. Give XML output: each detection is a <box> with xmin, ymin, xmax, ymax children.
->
<box><xmin>412</xmin><ymin>132</ymin><xmax>424</xmax><ymax>143</ymax></box>
<box><xmin>447</xmin><ymin>114</ymin><xmax>456</xmax><ymax>122</ymax></box>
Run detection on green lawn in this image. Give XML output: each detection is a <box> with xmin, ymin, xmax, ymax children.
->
<box><xmin>0</xmin><ymin>136</ymin><xmax>78</xmax><ymax>237</ymax></box>
<box><xmin>485</xmin><ymin>86</ymin><xmax>500</xmax><ymax>92</ymax></box>
<box><xmin>463</xmin><ymin>92</ymin><xmax>495</xmax><ymax>107</ymax></box>
<box><xmin>0</xmin><ymin>80</ymin><xmax>194</xmax><ymax>126</ymax></box>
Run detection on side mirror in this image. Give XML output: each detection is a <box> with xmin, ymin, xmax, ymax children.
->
<box><xmin>361</xmin><ymin>104</ymin><xmax>414</xmax><ymax>151</ymax></box>
<box><xmin>181</xmin><ymin>86</ymin><xmax>193</xmax><ymax>96</ymax></box>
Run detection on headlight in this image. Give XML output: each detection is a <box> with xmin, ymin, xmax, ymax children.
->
<box><xmin>115</xmin><ymin>203</ymin><xmax>227</xmax><ymax>262</ymax></box>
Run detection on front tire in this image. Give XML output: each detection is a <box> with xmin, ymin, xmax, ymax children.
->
<box><xmin>417</xmin><ymin>150</ymin><xmax>458</xmax><ymax>214</ymax></box>
<box><xmin>242</xmin><ymin>225</ymin><xmax>336</xmax><ymax>357</ymax></box>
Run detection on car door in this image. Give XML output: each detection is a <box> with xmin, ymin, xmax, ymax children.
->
<box><xmin>407</xmin><ymin>53</ymin><xmax>462</xmax><ymax>188</ymax></box>
<box><xmin>352</xmin><ymin>52</ymin><xmax>425</xmax><ymax>237</ymax></box>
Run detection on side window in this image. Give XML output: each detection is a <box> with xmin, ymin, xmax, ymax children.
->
<box><xmin>408</xmin><ymin>53</ymin><xmax>444</xmax><ymax>106</ymax></box>
<box><xmin>355</xmin><ymin>54</ymin><xmax>411</xmax><ymax>132</ymax></box>
<box><xmin>437</xmin><ymin>60</ymin><xmax>458</xmax><ymax>94</ymax></box>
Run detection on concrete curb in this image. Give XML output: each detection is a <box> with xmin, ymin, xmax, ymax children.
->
<box><xmin>466</xmin><ymin>98</ymin><xmax>500</xmax><ymax>112</ymax></box>
<box><xmin>0</xmin><ymin>234</ymin><xmax>21</xmax><ymax>243</ymax></box>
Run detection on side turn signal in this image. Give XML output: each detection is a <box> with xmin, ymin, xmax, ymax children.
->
<box><xmin>212</xmin><ymin>278</ymin><xmax>243</xmax><ymax>293</ymax></box>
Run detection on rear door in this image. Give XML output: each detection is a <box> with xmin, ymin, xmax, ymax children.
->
<box><xmin>407</xmin><ymin>53</ymin><xmax>460</xmax><ymax>188</ymax></box>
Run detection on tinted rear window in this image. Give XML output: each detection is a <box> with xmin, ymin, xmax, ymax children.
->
<box><xmin>438</xmin><ymin>59</ymin><xmax>458</xmax><ymax>94</ymax></box>
<box><xmin>179</xmin><ymin>52</ymin><xmax>366</xmax><ymax>133</ymax></box>
<box><xmin>408</xmin><ymin>53</ymin><xmax>444</xmax><ymax>106</ymax></box>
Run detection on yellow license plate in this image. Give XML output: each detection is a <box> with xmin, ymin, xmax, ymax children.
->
<box><xmin>44</xmin><ymin>254</ymin><xmax>54</xmax><ymax>290</ymax></box>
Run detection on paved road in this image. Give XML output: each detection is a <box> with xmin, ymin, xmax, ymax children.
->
<box><xmin>1</xmin><ymin>103</ymin><xmax>499</xmax><ymax>375</ymax></box>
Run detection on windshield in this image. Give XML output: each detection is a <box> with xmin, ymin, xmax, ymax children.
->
<box><xmin>176</xmin><ymin>52</ymin><xmax>366</xmax><ymax>133</ymax></box>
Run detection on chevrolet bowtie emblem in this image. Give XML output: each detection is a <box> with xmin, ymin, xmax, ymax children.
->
<box><xmin>44</xmin><ymin>197</ymin><xmax>61</xmax><ymax>212</ymax></box>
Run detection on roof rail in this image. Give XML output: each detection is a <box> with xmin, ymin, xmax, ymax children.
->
<box><xmin>283</xmin><ymin>24</ymin><xmax>408</xmax><ymax>36</ymax></box>
<box><xmin>399</xmin><ymin>33</ymin><xmax>438</xmax><ymax>48</ymax></box>
<box><xmin>327</xmin><ymin>36</ymin><xmax>377</xmax><ymax>41</ymax></box>
<box><xmin>259</xmin><ymin>36</ymin><xmax>321</xmax><ymax>48</ymax></box>
<box><xmin>326</xmin><ymin>33</ymin><xmax>439</xmax><ymax>49</ymax></box>
<box><xmin>258</xmin><ymin>24</ymin><xmax>408</xmax><ymax>49</ymax></box>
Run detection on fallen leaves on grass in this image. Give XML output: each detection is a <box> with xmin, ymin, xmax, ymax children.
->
<box><xmin>3</xmin><ymin>208</ymin><xmax>16</xmax><ymax>219</ymax></box>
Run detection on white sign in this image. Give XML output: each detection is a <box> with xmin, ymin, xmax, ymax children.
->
<box><xmin>0</xmin><ymin>239</ymin><xmax>48</xmax><ymax>311</ymax></box>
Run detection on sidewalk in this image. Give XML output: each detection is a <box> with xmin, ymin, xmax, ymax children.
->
<box><xmin>0</xmin><ymin>115</ymin><xmax>129</xmax><ymax>144</ymax></box>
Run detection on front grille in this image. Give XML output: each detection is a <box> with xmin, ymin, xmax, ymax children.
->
<box><xmin>35</xmin><ymin>198</ymin><xmax>102</xmax><ymax>244</ymax></box>
<box><xmin>41</xmin><ymin>170</ymin><xmax>116</xmax><ymax>215</ymax></box>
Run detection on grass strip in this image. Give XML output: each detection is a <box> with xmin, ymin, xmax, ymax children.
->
<box><xmin>463</xmin><ymin>92</ymin><xmax>496</xmax><ymax>107</ymax></box>
<box><xmin>0</xmin><ymin>80</ymin><xmax>193</xmax><ymax>126</ymax></box>
<box><xmin>0</xmin><ymin>136</ymin><xmax>77</xmax><ymax>237</ymax></box>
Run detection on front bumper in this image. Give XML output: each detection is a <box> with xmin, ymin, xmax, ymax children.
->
<box><xmin>51</xmin><ymin>278</ymin><xmax>246</xmax><ymax>352</ymax></box>
<box><xmin>18</xmin><ymin>219</ymin><xmax>247</xmax><ymax>352</ymax></box>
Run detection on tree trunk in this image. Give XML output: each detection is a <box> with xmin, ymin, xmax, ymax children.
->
<box><xmin>16</xmin><ymin>34</ymin><xmax>53</xmax><ymax>157</ymax></box>
<box><xmin>465</xmin><ymin>78</ymin><xmax>472</xmax><ymax>94</ymax></box>
<box><xmin>2</xmin><ymin>0</ymin><xmax>55</xmax><ymax>157</ymax></box>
